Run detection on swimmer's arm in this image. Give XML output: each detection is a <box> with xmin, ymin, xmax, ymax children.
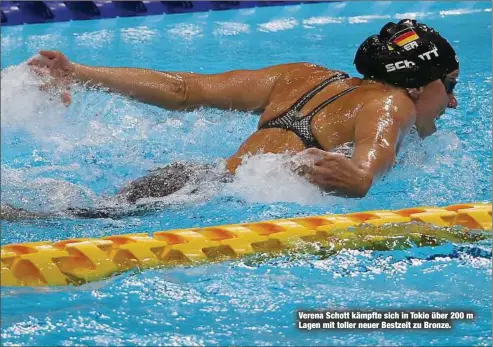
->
<box><xmin>72</xmin><ymin>63</ymin><xmax>294</xmax><ymax>112</ymax></box>
<box><xmin>30</xmin><ymin>51</ymin><xmax>311</xmax><ymax>111</ymax></box>
<box><xmin>305</xmin><ymin>98</ymin><xmax>412</xmax><ymax>197</ymax></box>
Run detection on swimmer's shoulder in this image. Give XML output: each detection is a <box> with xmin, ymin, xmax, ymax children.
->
<box><xmin>356</xmin><ymin>87</ymin><xmax>417</xmax><ymax>128</ymax></box>
<box><xmin>271</xmin><ymin>62</ymin><xmax>349</xmax><ymax>89</ymax></box>
<box><xmin>269</xmin><ymin>62</ymin><xmax>342</xmax><ymax>76</ymax></box>
<box><xmin>296</xmin><ymin>62</ymin><xmax>345</xmax><ymax>75</ymax></box>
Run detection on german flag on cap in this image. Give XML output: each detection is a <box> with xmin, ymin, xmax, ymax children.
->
<box><xmin>392</xmin><ymin>30</ymin><xmax>419</xmax><ymax>47</ymax></box>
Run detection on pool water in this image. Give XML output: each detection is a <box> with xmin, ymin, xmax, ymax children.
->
<box><xmin>1</xmin><ymin>1</ymin><xmax>491</xmax><ymax>346</ymax></box>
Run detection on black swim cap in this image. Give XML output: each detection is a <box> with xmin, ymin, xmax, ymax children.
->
<box><xmin>354</xmin><ymin>19</ymin><xmax>459</xmax><ymax>88</ymax></box>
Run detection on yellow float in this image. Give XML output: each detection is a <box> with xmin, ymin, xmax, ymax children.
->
<box><xmin>1</xmin><ymin>202</ymin><xmax>491</xmax><ymax>287</ymax></box>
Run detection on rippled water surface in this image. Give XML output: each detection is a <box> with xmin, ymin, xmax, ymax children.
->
<box><xmin>1</xmin><ymin>1</ymin><xmax>491</xmax><ymax>346</ymax></box>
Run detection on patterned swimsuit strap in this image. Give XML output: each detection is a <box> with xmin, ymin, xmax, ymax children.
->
<box><xmin>289</xmin><ymin>73</ymin><xmax>349</xmax><ymax>113</ymax></box>
<box><xmin>302</xmin><ymin>85</ymin><xmax>359</xmax><ymax>120</ymax></box>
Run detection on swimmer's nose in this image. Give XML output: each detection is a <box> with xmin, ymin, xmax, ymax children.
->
<box><xmin>447</xmin><ymin>95</ymin><xmax>457</xmax><ymax>109</ymax></box>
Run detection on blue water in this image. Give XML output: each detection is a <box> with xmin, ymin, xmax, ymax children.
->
<box><xmin>1</xmin><ymin>1</ymin><xmax>491</xmax><ymax>346</ymax></box>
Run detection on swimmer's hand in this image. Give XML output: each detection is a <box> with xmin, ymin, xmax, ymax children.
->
<box><xmin>28</xmin><ymin>50</ymin><xmax>75</xmax><ymax>81</ymax></box>
<box><xmin>28</xmin><ymin>50</ymin><xmax>74</xmax><ymax>106</ymax></box>
<box><xmin>299</xmin><ymin>148</ymin><xmax>372</xmax><ymax>197</ymax></box>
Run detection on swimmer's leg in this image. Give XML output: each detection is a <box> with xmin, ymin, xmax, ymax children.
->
<box><xmin>0</xmin><ymin>203</ymin><xmax>158</xmax><ymax>220</ymax></box>
<box><xmin>1</xmin><ymin>162</ymin><xmax>221</xmax><ymax>220</ymax></box>
<box><xmin>116</xmin><ymin>162</ymin><xmax>212</xmax><ymax>203</ymax></box>
<box><xmin>0</xmin><ymin>204</ymin><xmax>53</xmax><ymax>221</ymax></box>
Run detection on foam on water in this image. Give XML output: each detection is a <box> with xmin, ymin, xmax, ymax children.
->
<box><xmin>1</xmin><ymin>166</ymin><xmax>97</xmax><ymax>212</ymax></box>
<box><xmin>225</xmin><ymin>153</ymin><xmax>328</xmax><ymax>205</ymax></box>
<box><xmin>1</xmin><ymin>63</ymin><xmax>67</xmax><ymax>132</ymax></box>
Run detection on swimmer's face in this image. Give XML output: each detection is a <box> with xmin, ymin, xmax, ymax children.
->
<box><xmin>414</xmin><ymin>69</ymin><xmax>459</xmax><ymax>138</ymax></box>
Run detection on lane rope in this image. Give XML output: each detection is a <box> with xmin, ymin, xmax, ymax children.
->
<box><xmin>1</xmin><ymin>202</ymin><xmax>491</xmax><ymax>286</ymax></box>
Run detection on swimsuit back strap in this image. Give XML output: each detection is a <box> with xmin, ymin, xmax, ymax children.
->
<box><xmin>302</xmin><ymin>86</ymin><xmax>359</xmax><ymax>120</ymax></box>
<box><xmin>288</xmin><ymin>73</ymin><xmax>349</xmax><ymax>113</ymax></box>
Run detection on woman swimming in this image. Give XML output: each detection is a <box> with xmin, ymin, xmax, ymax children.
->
<box><xmin>3</xmin><ymin>19</ymin><xmax>459</xmax><ymax>219</ymax></box>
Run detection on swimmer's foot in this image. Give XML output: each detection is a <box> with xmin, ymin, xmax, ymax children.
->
<box><xmin>0</xmin><ymin>204</ymin><xmax>162</xmax><ymax>221</ymax></box>
<box><xmin>0</xmin><ymin>204</ymin><xmax>52</xmax><ymax>221</ymax></box>
<box><xmin>64</xmin><ymin>204</ymin><xmax>165</xmax><ymax>219</ymax></box>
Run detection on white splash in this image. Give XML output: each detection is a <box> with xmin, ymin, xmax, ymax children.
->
<box><xmin>303</xmin><ymin>16</ymin><xmax>344</xmax><ymax>26</ymax></box>
<box><xmin>1</xmin><ymin>166</ymin><xmax>97</xmax><ymax>212</ymax></box>
<box><xmin>297</xmin><ymin>7</ymin><xmax>492</xmax><ymax>25</ymax></box>
<box><xmin>395</xmin><ymin>12</ymin><xmax>431</xmax><ymax>19</ymax></box>
<box><xmin>74</xmin><ymin>29</ymin><xmax>115</xmax><ymax>48</ymax></box>
<box><xmin>239</xmin><ymin>8</ymin><xmax>256</xmax><ymax>16</ymax></box>
<box><xmin>168</xmin><ymin>23</ymin><xmax>203</xmax><ymax>40</ymax></box>
<box><xmin>333</xmin><ymin>2</ymin><xmax>347</xmax><ymax>9</ymax></box>
<box><xmin>224</xmin><ymin>153</ymin><xmax>327</xmax><ymax>205</ymax></box>
<box><xmin>120</xmin><ymin>26</ymin><xmax>158</xmax><ymax>43</ymax></box>
<box><xmin>1</xmin><ymin>60</ymin><xmax>162</xmax><ymax>210</ymax></box>
<box><xmin>1</xmin><ymin>33</ymin><xmax>23</xmax><ymax>53</ymax></box>
<box><xmin>348</xmin><ymin>15</ymin><xmax>391</xmax><ymax>24</ymax></box>
<box><xmin>439</xmin><ymin>8</ymin><xmax>486</xmax><ymax>17</ymax></box>
<box><xmin>213</xmin><ymin>22</ymin><xmax>250</xmax><ymax>36</ymax></box>
<box><xmin>1</xmin><ymin>62</ymin><xmax>67</xmax><ymax>133</ymax></box>
<box><xmin>258</xmin><ymin>18</ymin><xmax>298</xmax><ymax>32</ymax></box>
<box><xmin>1</xmin><ymin>61</ymin><xmax>156</xmax><ymax>155</ymax></box>
<box><xmin>26</xmin><ymin>33</ymin><xmax>66</xmax><ymax>53</ymax></box>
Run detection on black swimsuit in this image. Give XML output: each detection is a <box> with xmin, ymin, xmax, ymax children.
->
<box><xmin>259</xmin><ymin>73</ymin><xmax>358</xmax><ymax>149</ymax></box>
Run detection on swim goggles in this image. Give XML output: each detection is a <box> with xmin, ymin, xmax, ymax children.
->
<box><xmin>441</xmin><ymin>75</ymin><xmax>457</xmax><ymax>94</ymax></box>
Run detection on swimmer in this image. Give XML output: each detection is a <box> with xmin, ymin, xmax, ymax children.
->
<box><xmin>3</xmin><ymin>19</ymin><xmax>459</xmax><ymax>219</ymax></box>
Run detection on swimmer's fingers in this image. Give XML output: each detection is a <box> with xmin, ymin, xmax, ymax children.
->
<box><xmin>304</xmin><ymin>165</ymin><xmax>333</xmax><ymax>186</ymax></box>
<box><xmin>305</xmin><ymin>148</ymin><xmax>326</xmax><ymax>156</ymax></box>
<box><xmin>313</xmin><ymin>153</ymin><xmax>346</xmax><ymax>167</ymax></box>
<box><xmin>36</xmin><ymin>74</ymin><xmax>70</xmax><ymax>92</ymax></box>
<box><xmin>29</xmin><ymin>64</ymin><xmax>50</xmax><ymax>77</ymax></box>
<box><xmin>293</xmin><ymin>149</ymin><xmax>340</xmax><ymax>178</ymax></box>
<box><xmin>29</xmin><ymin>62</ymin><xmax>55</xmax><ymax>91</ymax></box>
<box><xmin>307</xmin><ymin>152</ymin><xmax>372</xmax><ymax>197</ymax></box>
<box><xmin>28</xmin><ymin>51</ymin><xmax>75</xmax><ymax>82</ymax></box>
<box><xmin>30</xmin><ymin>64</ymin><xmax>58</xmax><ymax>87</ymax></box>
<box><xmin>35</xmin><ymin>73</ymin><xmax>57</xmax><ymax>92</ymax></box>
<box><xmin>28</xmin><ymin>55</ymin><xmax>53</xmax><ymax>70</ymax></box>
<box><xmin>38</xmin><ymin>78</ymin><xmax>72</xmax><ymax>106</ymax></box>
<box><xmin>28</xmin><ymin>51</ymin><xmax>59</xmax><ymax>67</ymax></box>
<box><xmin>29</xmin><ymin>59</ymin><xmax>56</xmax><ymax>88</ymax></box>
<box><xmin>303</xmin><ymin>148</ymin><xmax>345</xmax><ymax>165</ymax></box>
<box><xmin>293</xmin><ymin>163</ymin><xmax>310</xmax><ymax>176</ymax></box>
<box><xmin>61</xmin><ymin>89</ymin><xmax>72</xmax><ymax>106</ymax></box>
<box><xmin>28</xmin><ymin>57</ymin><xmax>45</xmax><ymax>67</ymax></box>
<box><xmin>39</xmin><ymin>50</ymin><xmax>59</xmax><ymax>59</ymax></box>
<box><xmin>29</xmin><ymin>57</ymin><xmax>73</xmax><ymax>106</ymax></box>
<box><xmin>305</xmin><ymin>147</ymin><xmax>343</xmax><ymax>159</ymax></box>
